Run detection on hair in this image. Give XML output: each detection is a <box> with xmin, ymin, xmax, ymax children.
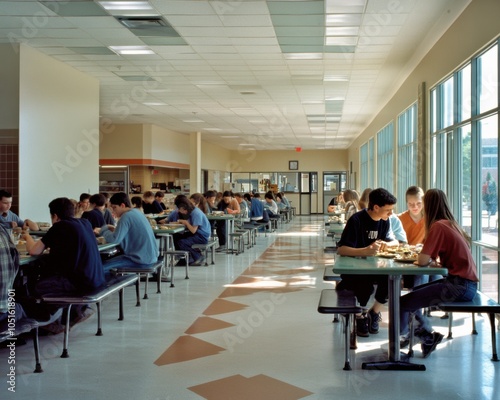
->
<box><xmin>204</xmin><ymin>190</ymin><xmax>217</xmax><ymax>199</ymax></box>
<box><xmin>79</xmin><ymin>193</ymin><xmax>91</xmax><ymax>202</ymax></box>
<box><xmin>253</xmin><ymin>192</ymin><xmax>261</xmax><ymax>199</ymax></box>
<box><xmin>155</xmin><ymin>191</ymin><xmax>165</xmax><ymax>199</ymax></box>
<box><xmin>406</xmin><ymin>186</ymin><xmax>424</xmax><ymax>200</ymax></box>
<box><xmin>143</xmin><ymin>191</ymin><xmax>154</xmax><ymax>199</ymax></box>
<box><xmin>264</xmin><ymin>191</ymin><xmax>275</xmax><ymax>200</ymax></box>
<box><xmin>110</xmin><ymin>192</ymin><xmax>131</xmax><ymax>208</ymax></box>
<box><xmin>130</xmin><ymin>196</ymin><xmax>143</xmax><ymax>208</ymax></box>
<box><xmin>49</xmin><ymin>197</ymin><xmax>75</xmax><ymax>220</ymax></box>
<box><xmin>89</xmin><ymin>193</ymin><xmax>106</xmax><ymax>207</ymax></box>
<box><xmin>358</xmin><ymin>188</ymin><xmax>372</xmax><ymax>209</ymax></box>
<box><xmin>0</xmin><ymin>189</ymin><xmax>12</xmax><ymax>200</ymax></box>
<box><xmin>190</xmin><ymin>193</ymin><xmax>208</xmax><ymax>214</ymax></box>
<box><xmin>222</xmin><ymin>191</ymin><xmax>233</xmax><ymax>198</ymax></box>
<box><xmin>423</xmin><ymin>189</ymin><xmax>469</xmax><ymax>243</ymax></box>
<box><xmin>343</xmin><ymin>189</ymin><xmax>360</xmax><ymax>209</ymax></box>
<box><xmin>175</xmin><ymin>194</ymin><xmax>195</xmax><ymax>213</ymax></box>
<box><xmin>275</xmin><ymin>193</ymin><xmax>283</xmax><ymax>201</ymax></box>
<box><xmin>234</xmin><ymin>192</ymin><xmax>242</xmax><ymax>199</ymax></box>
<box><xmin>368</xmin><ymin>188</ymin><xmax>397</xmax><ymax>210</ymax></box>
<box><xmin>243</xmin><ymin>193</ymin><xmax>252</xmax><ymax>202</ymax></box>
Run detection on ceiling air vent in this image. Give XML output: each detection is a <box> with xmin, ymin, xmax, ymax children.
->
<box><xmin>115</xmin><ymin>16</ymin><xmax>180</xmax><ymax>37</ymax></box>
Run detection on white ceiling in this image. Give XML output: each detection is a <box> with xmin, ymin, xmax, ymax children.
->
<box><xmin>0</xmin><ymin>0</ymin><xmax>471</xmax><ymax>150</ymax></box>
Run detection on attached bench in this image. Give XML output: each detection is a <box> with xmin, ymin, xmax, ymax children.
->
<box><xmin>192</xmin><ymin>237</ymin><xmax>218</xmax><ymax>265</ymax></box>
<box><xmin>1</xmin><ymin>310</ymin><xmax>63</xmax><ymax>374</ymax></box>
<box><xmin>111</xmin><ymin>259</ymin><xmax>164</xmax><ymax>306</ymax></box>
<box><xmin>323</xmin><ymin>267</ymin><xmax>343</xmax><ymax>322</ymax></box>
<box><xmin>39</xmin><ymin>274</ymin><xmax>138</xmax><ymax>358</ymax></box>
<box><xmin>438</xmin><ymin>291</ymin><xmax>500</xmax><ymax>361</ymax></box>
<box><xmin>318</xmin><ymin>289</ymin><xmax>367</xmax><ymax>370</ymax></box>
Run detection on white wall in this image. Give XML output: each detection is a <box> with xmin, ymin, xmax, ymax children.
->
<box><xmin>19</xmin><ymin>44</ymin><xmax>100</xmax><ymax>221</ymax></box>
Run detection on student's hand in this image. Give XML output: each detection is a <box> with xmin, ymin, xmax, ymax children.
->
<box><xmin>94</xmin><ymin>227</ymin><xmax>101</xmax><ymax>235</ymax></box>
<box><xmin>107</xmin><ymin>225</ymin><xmax>116</xmax><ymax>232</ymax></box>
<box><xmin>10</xmin><ymin>221</ymin><xmax>18</xmax><ymax>228</ymax></box>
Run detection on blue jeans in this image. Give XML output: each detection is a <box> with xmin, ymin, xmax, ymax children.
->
<box><xmin>103</xmin><ymin>255</ymin><xmax>155</xmax><ymax>274</ymax></box>
<box><xmin>173</xmin><ymin>231</ymin><xmax>208</xmax><ymax>263</ymax></box>
<box><xmin>400</xmin><ymin>275</ymin><xmax>477</xmax><ymax>334</ymax></box>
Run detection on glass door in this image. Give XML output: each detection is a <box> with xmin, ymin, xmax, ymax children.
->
<box><xmin>323</xmin><ymin>171</ymin><xmax>347</xmax><ymax>213</ymax></box>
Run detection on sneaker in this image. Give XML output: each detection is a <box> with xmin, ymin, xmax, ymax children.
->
<box><xmin>216</xmin><ymin>245</ymin><xmax>227</xmax><ymax>253</ymax></box>
<box><xmin>191</xmin><ymin>256</ymin><xmax>206</xmax><ymax>266</ymax></box>
<box><xmin>367</xmin><ymin>309</ymin><xmax>382</xmax><ymax>334</ymax></box>
<box><xmin>400</xmin><ymin>333</ymin><xmax>410</xmax><ymax>349</ymax></box>
<box><xmin>356</xmin><ymin>315</ymin><xmax>369</xmax><ymax>337</ymax></box>
<box><xmin>421</xmin><ymin>332</ymin><xmax>444</xmax><ymax>358</ymax></box>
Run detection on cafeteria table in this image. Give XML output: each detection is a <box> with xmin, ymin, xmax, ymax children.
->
<box><xmin>332</xmin><ymin>255</ymin><xmax>447</xmax><ymax>371</ymax></box>
<box><xmin>207</xmin><ymin>214</ymin><xmax>235</xmax><ymax>252</ymax></box>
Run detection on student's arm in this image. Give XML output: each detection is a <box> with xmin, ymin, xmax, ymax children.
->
<box><xmin>22</xmin><ymin>232</ymin><xmax>46</xmax><ymax>255</ymax></box>
<box><xmin>337</xmin><ymin>242</ymin><xmax>382</xmax><ymax>257</ymax></box>
<box><xmin>23</xmin><ymin>219</ymin><xmax>39</xmax><ymax>231</ymax></box>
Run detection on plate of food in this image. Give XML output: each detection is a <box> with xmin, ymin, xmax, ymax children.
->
<box><xmin>394</xmin><ymin>254</ymin><xmax>418</xmax><ymax>263</ymax></box>
<box><xmin>376</xmin><ymin>252</ymin><xmax>396</xmax><ymax>259</ymax></box>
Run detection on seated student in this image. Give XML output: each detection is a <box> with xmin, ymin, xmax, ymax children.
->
<box><xmin>81</xmin><ymin>193</ymin><xmax>106</xmax><ymax>230</ymax></box>
<box><xmin>167</xmin><ymin>195</ymin><xmax>211</xmax><ymax>266</ymax></box>
<box><xmin>142</xmin><ymin>191</ymin><xmax>164</xmax><ymax>215</ymax></box>
<box><xmin>400</xmin><ymin>189</ymin><xmax>478</xmax><ymax>358</ymax></box>
<box><xmin>97</xmin><ymin>192</ymin><xmax>159</xmax><ymax>274</ymax></box>
<box><xmin>264</xmin><ymin>191</ymin><xmax>279</xmax><ymax>217</ymax></box>
<box><xmin>214</xmin><ymin>191</ymin><xmax>240</xmax><ymax>252</ymax></box>
<box><xmin>327</xmin><ymin>191</ymin><xmax>344</xmax><ymax>213</ymax></box>
<box><xmin>190</xmin><ymin>193</ymin><xmax>209</xmax><ymax>215</ymax></box>
<box><xmin>279</xmin><ymin>192</ymin><xmax>290</xmax><ymax>208</ymax></box>
<box><xmin>100</xmin><ymin>192</ymin><xmax>115</xmax><ymax>226</ymax></box>
<box><xmin>130</xmin><ymin>196</ymin><xmax>144</xmax><ymax>211</ymax></box>
<box><xmin>249</xmin><ymin>192</ymin><xmax>265</xmax><ymax>221</ymax></box>
<box><xmin>0</xmin><ymin>189</ymin><xmax>39</xmax><ymax>231</ymax></box>
<box><xmin>336</xmin><ymin>188</ymin><xmax>399</xmax><ymax>337</ymax></box>
<box><xmin>358</xmin><ymin>188</ymin><xmax>372</xmax><ymax>209</ymax></box>
<box><xmin>343</xmin><ymin>189</ymin><xmax>360</xmax><ymax>221</ymax></box>
<box><xmin>75</xmin><ymin>193</ymin><xmax>91</xmax><ymax>218</ymax></box>
<box><xmin>155</xmin><ymin>191</ymin><xmax>167</xmax><ymax>211</ymax></box>
<box><xmin>22</xmin><ymin>197</ymin><xmax>105</xmax><ymax>326</ymax></box>
<box><xmin>0</xmin><ymin>225</ymin><xmax>27</xmax><ymax>328</ymax></box>
<box><xmin>204</xmin><ymin>190</ymin><xmax>217</xmax><ymax>214</ymax></box>
<box><xmin>234</xmin><ymin>193</ymin><xmax>249</xmax><ymax>221</ymax></box>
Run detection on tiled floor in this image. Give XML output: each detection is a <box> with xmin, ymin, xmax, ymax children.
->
<box><xmin>1</xmin><ymin>216</ymin><xmax>499</xmax><ymax>399</ymax></box>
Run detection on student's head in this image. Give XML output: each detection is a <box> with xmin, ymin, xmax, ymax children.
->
<box><xmin>155</xmin><ymin>191</ymin><xmax>165</xmax><ymax>201</ymax></box>
<box><xmin>190</xmin><ymin>193</ymin><xmax>208</xmax><ymax>214</ymax></box>
<box><xmin>265</xmin><ymin>191</ymin><xmax>275</xmax><ymax>201</ymax></box>
<box><xmin>143</xmin><ymin>191</ymin><xmax>155</xmax><ymax>203</ymax></box>
<box><xmin>89</xmin><ymin>193</ymin><xmax>106</xmax><ymax>208</ymax></box>
<box><xmin>275</xmin><ymin>193</ymin><xmax>283</xmax><ymax>202</ymax></box>
<box><xmin>343</xmin><ymin>189</ymin><xmax>360</xmax><ymax>205</ymax></box>
<box><xmin>109</xmin><ymin>192</ymin><xmax>132</xmax><ymax>217</ymax></box>
<box><xmin>359</xmin><ymin>188</ymin><xmax>372</xmax><ymax>209</ymax></box>
<box><xmin>222</xmin><ymin>191</ymin><xmax>233</xmax><ymax>204</ymax></box>
<box><xmin>423</xmin><ymin>189</ymin><xmax>467</xmax><ymax>241</ymax></box>
<box><xmin>49</xmin><ymin>197</ymin><xmax>75</xmax><ymax>221</ymax></box>
<box><xmin>368</xmin><ymin>188</ymin><xmax>397</xmax><ymax>220</ymax></box>
<box><xmin>0</xmin><ymin>189</ymin><xmax>13</xmax><ymax>213</ymax></box>
<box><xmin>243</xmin><ymin>193</ymin><xmax>252</xmax><ymax>202</ymax></box>
<box><xmin>204</xmin><ymin>190</ymin><xmax>217</xmax><ymax>206</ymax></box>
<box><xmin>175</xmin><ymin>194</ymin><xmax>195</xmax><ymax>215</ymax></box>
<box><xmin>405</xmin><ymin>186</ymin><xmax>424</xmax><ymax>218</ymax></box>
<box><xmin>253</xmin><ymin>192</ymin><xmax>261</xmax><ymax>199</ymax></box>
<box><xmin>78</xmin><ymin>193</ymin><xmax>91</xmax><ymax>210</ymax></box>
<box><xmin>234</xmin><ymin>193</ymin><xmax>243</xmax><ymax>203</ymax></box>
<box><xmin>130</xmin><ymin>196</ymin><xmax>143</xmax><ymax>209</ymax></box>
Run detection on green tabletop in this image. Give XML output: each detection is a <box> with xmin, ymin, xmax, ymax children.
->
<box><xmin>328</xmin><ymin>224</ymin><xmax>345</xmax><ymax>235</ymax></box>
<box><xmin>333</xmin><ymin>255</ymin><xmax>447</xmax><ymax>276</ymax></box>
<box><xmin>207</xmin><ymin>214</ymin><xmax>235</xmax><ymax>220</ymax></box>
<box><xmin>153</xmin><ymin>225</ymin><xmax>185</xmax><ymax>235</ymax></box>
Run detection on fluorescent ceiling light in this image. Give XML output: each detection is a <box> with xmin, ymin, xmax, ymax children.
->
<box><xmin>284</xmin><ymin>53</ymin><xmax>323</xmax><ymax>60</ymax></box>
<box><xmin>142</xmin><ymin>102</ymin><xmax>167</xmax><ymax>106</ymax></box>
<box><xmin>182</xmin><ymin>119</ymin><xmax>204</xmax><ymax>123</ymax></box>
<box><xmin>203</xmin><ymin>128</ymin><xmax>222</xmax><ymax>131</ymax></box>
<box><xmin>238</xmin><ymin>143</ymin><xmax>255</xmax><ymax>146</ymax></box>
<box><xmin>98</xmin><ymin>1</ymin><xmax>154</xmax><ymax>11</ymax></box>
<box><xmin>326</xmin><ymin>14</ymin><xmax>362</xmax><ymax>26</ymax></box>
<box><xmin>325</xmin><ymin>36</ymin><xmax>358</xmax><ymax>46</ymax></box>
<box><xmin>109</xmin><ymin>46</ymin><xmax>154</xmax><ymax>55</ymax></box>
<box><xmin>326</xmin><ymin>26</ymin><xmax>359</xmax><ymax>36</ymax></box>
<box><xmin>324</xmin><ymin>75</ymin><xmax>349</xmax><ymax>82</ymax></box>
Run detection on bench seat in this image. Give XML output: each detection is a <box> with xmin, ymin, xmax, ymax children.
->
<box><xmin>438</xmin><ymin>291</ymin><xmax>500</xmax><ymax>361</ymax></box>
<box><xmin>39</xmin><ymin>274</ymin><xmax>138</xmax><ymax>358</ymax></box>
<box><xmin>192</xmin><ymin>238</ymin><xmax>218</xmax><ymax>265</ymax></box>
<box><xmin>318</xmin><ymin>289</ymin><xmax>366</xmax><ymax>370</ymax></box>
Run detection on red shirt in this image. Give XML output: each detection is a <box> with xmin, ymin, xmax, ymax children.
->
<box><xmin>421</xmin><ymin>220</ymin><xmax>478</xmax><ymax>281</ymax></box>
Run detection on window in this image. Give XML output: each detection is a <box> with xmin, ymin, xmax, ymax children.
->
<box><xmin>397</xmin><ymin>103</ymin><xmax>418</xmax><ymax>204</ymax></box>
<box><xmin>377</xmin><ymin>122</ymin><xmax>394</xmax><ymax>193</ymax></box>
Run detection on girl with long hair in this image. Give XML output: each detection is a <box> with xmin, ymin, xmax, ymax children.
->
<box><xmin>399</xmin><ymin>189</ymin><xmax>478</xmax><ymax>358</ymax></box>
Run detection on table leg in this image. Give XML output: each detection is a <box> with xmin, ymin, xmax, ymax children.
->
<box><xmin>362</xmin><ymin>275</ymin><xmax>426</xmax><ymax>371</ymax></box>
